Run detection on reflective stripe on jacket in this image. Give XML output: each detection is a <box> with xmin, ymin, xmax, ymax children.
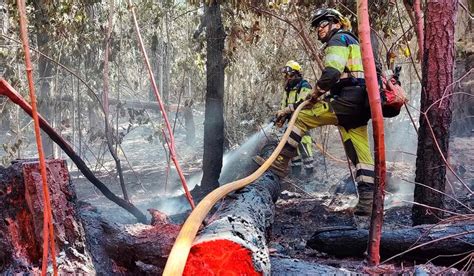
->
<box><xmin>317</xmin><ymin>30</ymin><xmax>364</xmax><ymax>91</ymax></box>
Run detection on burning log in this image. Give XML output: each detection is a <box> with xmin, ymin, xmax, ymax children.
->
<box><xmin>102</xmin><ymin>216</ymin><xmax>180</xmax><ymax>274</ymax></box>
<box><xmin>0</xmin><ymin>160</ymin><xmax>94</xmax><ymax>274</ymax></box>
<box><xmin>307</xmin><ymin>222</ymin><xmax>474</xmax><ymax>263</ymax></box>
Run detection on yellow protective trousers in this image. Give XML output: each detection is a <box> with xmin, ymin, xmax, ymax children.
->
<box><xmin>291</xmin><ymin>134</ymin><xmax>314</xmax><ymax>170</ymax></box>
<box><xmin>287</xmin><ymin>100</ymin><xmax>375</xmax><ymax>185</ymax></box>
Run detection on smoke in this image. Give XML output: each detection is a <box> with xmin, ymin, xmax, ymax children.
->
<box><xmin>219</xmin><ymin>123</ymin><xmax>273</xmax><ymax>183</ymax></box>
<box><xmin>154</xmin><ymin>196</ymin><xmax>191</xmax><ymax>217</ymax></box>
<box><xmin>382</xmin><ymin>68</ymin><xmax>421</xmax><ymax>208</ymax></box>
<box><xmin>153</xmin><ymin>124</ymin><xmax>273</xmax><ymax>216</ymax></box>
<box><xmin>167</xmin><ymin>123</ymin><xmax>273</xmax><ymax>195</ymax></box>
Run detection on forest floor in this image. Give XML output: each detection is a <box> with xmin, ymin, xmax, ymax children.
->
<box><xmin>3</xmin><ymin>104</ymin><xmax>472</xmax><ymax>274</ymax></box>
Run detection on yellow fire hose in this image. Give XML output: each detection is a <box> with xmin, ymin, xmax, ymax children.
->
<box><xmin>162</xmin><ymin>100</ymin><xmax>310</xmax><ymax>275</ymax></box>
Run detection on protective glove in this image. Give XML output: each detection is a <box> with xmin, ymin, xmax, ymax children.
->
<box><xmin>274</xmin><ymin>106</ymin><xmax>292</xmax><ymax>128</ymax></box>
<box><xmin>276</xmin><ymin>106</ymin><xmax>292</xmax><ymax>118</ymax></box>
<box><xmin>275</xmin><ymin>118</ymin><xmax>285</xmax><ymax>128</ymax></box>
<box><xmin>305</xmin><ymin>86</ymin><xmax>325</xmax><ymax>105</ymax></box>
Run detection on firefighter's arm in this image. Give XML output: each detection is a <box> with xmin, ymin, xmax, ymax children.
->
<box><xmin>306</xmin><ymin>85</ymin><xmax>326</xmax><ymax>104</ymax></box>
<box><xmin>317</xmin><ymin>35</ymin><xmax>350</xmax><ymax>91</ymax></box>
<box><xmin>274</xmin><ymin>104</ymin><xmax>294</xmax><ymax>128</ymax></box>
<box><xmin>280</xmin><ymin>92</ymin><xmax>287</xmax><ymax>110</ymax></box>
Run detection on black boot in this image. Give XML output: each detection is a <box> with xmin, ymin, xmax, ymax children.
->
<box><xmin>302</xmin><ymin>155</ymin><xmax>314</xmax><ymax>176</ymax></box>
<box><xmin>253</xmin><ymin>153</ymin><xmax>292</xmax><ymax>178</ymax></box>
<box><xmin>354</xmin><ymin>182</ymin><xmax>374</xmax><ymax>216</ymax></box>
<box><xmin>291</xmin><ymin>165</ymin><xmax>302</xmax><ymax>177</ymax></box>
<box><xmin>253</xmin><ymin>127</ymin><xmax>301</xmax><ymax>178</ymax></box>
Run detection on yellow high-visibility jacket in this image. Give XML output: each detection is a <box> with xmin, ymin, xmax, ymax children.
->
<box><xmin>280</xmin><ymin>79</ymin><xmax>312</xmax><ymax>109</ymax></box>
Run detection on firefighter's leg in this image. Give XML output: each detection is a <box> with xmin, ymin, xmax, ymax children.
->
<box><xmin>295</xmin><ymin>101</ymin><xmax>338</xmax><ymax>131</ymax></box>
<box><xmin>300</xmin><ymin>134</ymin><xmax>315</xmax><ymax>175</ymax></box>
<box><xmin>291</xmin><ymin>148</ymin><xmax>303</xmax><ymax>177</ymax></box>
<box><xmin>255</xmin><ymin>101</ymin><xmax>337</xmax><ymax>178</ymax></box>
<box><xmin>339</xmin><ymin>125</ymin><xmax>375</xmax><ymax>216</ymax></box>
<box><xmin>254</xmin><ymin>124</ymin><xmax>302</xmax><ymax>177</ymax></box>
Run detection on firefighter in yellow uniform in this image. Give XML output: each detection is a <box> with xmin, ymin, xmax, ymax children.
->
<box><xmin>279</xmin><ymin>61</ymin><xmax>315</xmax><ymax>176</ymax></box>
<box><xmin>256</xmin><ymin>8</ymin><xmax>374</xmax><ymax>216</ymax></box>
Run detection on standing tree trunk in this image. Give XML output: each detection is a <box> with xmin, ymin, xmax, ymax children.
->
<box><xmin>163</xmin><ymin>5</ymin><xmax>171</xmax><ymax>105</ymax></box>
<box><xmin>32</xmin><ymin>0</ymin><xmax>54</xmax><ymax>158</ymax></box>
<box><xmin>151</xmin><ymin>33</ymin><xmax>159</xmax><ymax>102</ymax></box>
<box><xmin>184</xmin><ymin>99</ymin><xmax>195</xmax><ymax>145</ymax></box>
<box><xmin>103</xmin><ymin>0</ymin><xmax>129</xmax><ymax>202</ymax></box>
<box><xmin>413</xmin><ymin>0</ymin><xmax>459</xmax><ymax>225</ymax></box>
<box><xmin>200</xmin><ymin>2</ymin><xmax>225</xmax><ymax>194</ymax></box>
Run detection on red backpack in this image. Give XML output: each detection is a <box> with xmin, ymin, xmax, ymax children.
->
<box><xmin>380</xmin><ymin>66</ymin><xmax>407</xmax><ymax>118</ymax></box>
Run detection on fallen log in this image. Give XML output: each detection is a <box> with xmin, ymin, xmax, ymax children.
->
<box><xmin>0</xmin><ymin>160</ymin><xmax>94</xmax><ymax>274</ymax></box>
<box><xmin>183</xmin><ymin>172</ymin><xmax>281</xmax><ymax>275</ymax></box>
<box><xmin>307</xmin><ymin>221</ymin><xmax>474</xmax><ymax>263</ymax></box>
<box><xmin>0</xmin><ymin>79</ymin><xmax>147</xmax><ymax>223</ymax></box>
<box><xmin>270</xmin><ymin>257</ymin><xmax>355</xmax><ymax>275</ymax></box>
<box><xmin>103</xmin><ymin>214</ymin><xmax>180</xmax><ymax>274</ymax></box>
<box><xmin>179</xmin><ymin>137</ymin><xmax>282</xmax><ymax>275</ymax></box>
<box><xmin>77</xmin><ymin>204</ymin><xmax>181</xmax><ymax>275</ymax></box>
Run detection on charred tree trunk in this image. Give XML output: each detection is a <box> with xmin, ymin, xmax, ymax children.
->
<box><xmin>82</xmin><ymin>208</ymin><xmax>181</xmax><ymax>275</ymax></box>
<box><xmin>0</xmin><ymin>160</ymin><xmax>94</xmax><ymax>274</ymax></box>
<box><xmin>200</xmin><ymin>2</ymin><xmax>225</xmax><ymax>194</ymax></box>
<box><xmin>307</xmin><ymin>222</ymin><xmax>474</xmax><ymax>264</ymax></box>
<box><xmin>413</xmin><ymin>0</ymin><xmax>459</xmax><ymax>225</ymax></box>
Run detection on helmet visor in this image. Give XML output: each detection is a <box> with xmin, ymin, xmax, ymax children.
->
<box><xmin>280</xmin><ymin>66</ymin><xmax>293</xmax><ymax>74</ymax></box>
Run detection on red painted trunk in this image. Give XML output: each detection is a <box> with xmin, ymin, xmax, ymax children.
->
<box><xmin>357</xmin><ymin>0</ymin><xmax>387</xmax><ymax>266</ymax></box>
<box><xmin>16</xmin><ymin>1</ymin><xmax>57</xmax><ymax>273</ymax></box>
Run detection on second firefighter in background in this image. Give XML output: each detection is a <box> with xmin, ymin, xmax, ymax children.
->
<box><xmin>278</xmin><ymin>60</ymin><xmax>314</xmax><ymax>177</ymax></box>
